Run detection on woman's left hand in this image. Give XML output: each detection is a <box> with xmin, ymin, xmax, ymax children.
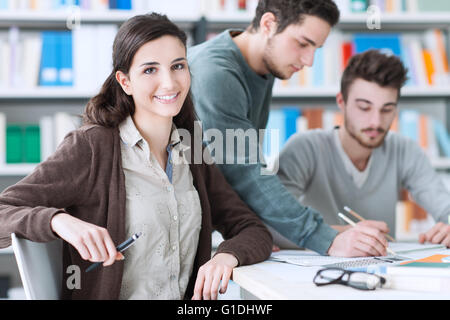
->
<box><xmin>192</xmin><ymin>253</ymin><xmax>238</xmax><ymax>300</ymax></box>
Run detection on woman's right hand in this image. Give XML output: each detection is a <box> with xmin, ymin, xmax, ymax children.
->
<box><xmin>50</xmin><ymin>213</ymin><xmax>123</xmax><ymax>266</ymax></box>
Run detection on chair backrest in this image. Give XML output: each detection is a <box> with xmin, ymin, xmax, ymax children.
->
<box><xmin>11</xmin><ymin>233</ymin><xmax>63</xmax><ymax>300</ymax></box>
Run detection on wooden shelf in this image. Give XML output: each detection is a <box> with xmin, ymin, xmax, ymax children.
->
<box><xmin>0</xmin><ymin>88</ymin><xmax>95</xmax><ymax>99</ymax></box>
<box><xmin>0</xmin><ymin>10</ymin><xmax>200</xmax><ymax>28</ymax></box>
<box><xmin>0</xmin><ymin>164</ymin><xmax>37</xmax><ymax>176</ymax></box>
<box><xmin>272</xmin><ymin>86</ymin><xmax>450</xmax><ymax>99</ymax></box>
<box><xmin>3</xmin><ymin>11</ymin><xmax>450</xmax><ymax>29</ymax></box>
<box><xmin>205</xmin><ymin>12</ymin><xmax>450</xmax><ymax>29</ymax></box>
<box><xmin>1</xmin><ymin>85</ymin><xmax>449</xmax><ymax>100</ymax></box>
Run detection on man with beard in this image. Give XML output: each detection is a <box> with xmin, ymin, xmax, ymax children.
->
<box><xmin>278</xmin><ymin>50</ymin><xmax>450</xmax><ymax>249</ymax></box>
<box><xmin>188</xmin><ymin>0</ymin><xmax>391</xmax><ymax>257</ymax></box>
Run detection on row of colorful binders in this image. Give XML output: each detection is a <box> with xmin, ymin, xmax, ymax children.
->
<box><xmin>275</xmin><ymin>29</ymin><xmax>450</xmax><ymax>90</ymax></box>
<box><xmin>0</xmin><ymin>25</ymin><xmax>118</xmax><ymax>89</ymax></box>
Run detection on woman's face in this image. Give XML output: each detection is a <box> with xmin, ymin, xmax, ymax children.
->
<box><xmin>117</xmin><ymin>35</ymin><xmax>190</xmax><ymax>120</ymax></box>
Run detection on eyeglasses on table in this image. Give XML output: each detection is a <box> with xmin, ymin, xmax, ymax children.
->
<box><xmin>313</xmin><ymin>267</ymin><xmax>387</xmax><ymax>290</ymax></box>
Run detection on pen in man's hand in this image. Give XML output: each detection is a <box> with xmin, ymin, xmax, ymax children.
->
<box><xmin>85</xmin><ymin>232</ymin><xmax>142</xmax><ymax>273</ymax></box>
<box><xmin>338</xmin><ymin>212</ymin><xmax>397</xmax><ymax>256</ymax></box>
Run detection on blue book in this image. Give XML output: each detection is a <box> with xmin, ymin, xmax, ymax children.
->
<box><xmin>0</xmin><ymin>0</ymin><xmax>8</xmax><ymax>9</ymax></box>
<box><xmin>433</xmin><ymin>119</ymin><xmax>450</xmax><ymax>157</ymax></box>
<box><xmin>39</xmin><ymin>32</ymin><xmax>59</xmax><ymax>86</ymax></box>
<box><xmin>109</xmin><ymin>0</ymin><xmax>118</xmax><ymax>9</ymax></box>
<box><xmin>117</xmin><ymin>0</ymin><xmax>131</xmax><ymax>10</ymax></box>
<box><xmin>282</xmin><ymin>107</ymin><xmax>300</xmax><ymax>142</ymax></box>
<box><xmin>353</xmin><ymin>33</ymin><xmax>402</xmax><ymax>57</ymax></box>
<box><xmin>59</xmin><ymin>31</ymin><xmax>73</xmax><ymax>86</ymax></box>
<box><xmin>312</xmin><ymin>47</ymin><xmax>324</xmax><ymax>87</ymax></box>
<box><xmin>51</xmin><ymin>0</ymin><xmax>63</xmax><ymax>9</ymax></box>
<box><xmin>399</xmin><ymin>110</ymin><xmax>419</xmax><ymax>143</ymax></box>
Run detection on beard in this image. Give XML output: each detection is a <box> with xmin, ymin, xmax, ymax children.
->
<box><xmin>345</xmin><ymin>117</ymin><xmax>388</xmax><ymax>149</ymax></box>
<box><xmin>262</xmin><ymin>38</ymin><xmax>290</xmax><ymax>80</ymax></box>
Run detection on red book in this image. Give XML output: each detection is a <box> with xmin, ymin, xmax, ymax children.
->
<box><xmin>341</xmin><ymin>42</ymin><xmax>354</xmax><ymax>71</ymax></box>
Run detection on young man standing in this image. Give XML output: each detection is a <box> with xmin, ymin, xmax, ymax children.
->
<box><xmin>188</xmin><ymin>0</ymin><xmax>389</xmax><ymax>257</ymax></box>
<box><xmin>278</xmin><ymin>50</ymin><xmax>450</xmax><ymax>250</ymax></box>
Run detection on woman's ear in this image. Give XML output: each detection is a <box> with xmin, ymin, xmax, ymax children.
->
<box><xmin>115</xmin><ymin>71</ymin><xmax>132</xmax><ymax>96</ymax></box>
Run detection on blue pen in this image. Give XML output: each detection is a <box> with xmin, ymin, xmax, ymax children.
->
<box><xmin>85</xmin><ymin>232</ymin><xmax>142</xmax><ymax>273</ymax></box>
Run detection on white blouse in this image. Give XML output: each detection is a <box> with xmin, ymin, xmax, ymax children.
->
<box><xmin>118</xmin><ymin>116</ymin><xmax>202</xmax><ymax>300</ymax></box>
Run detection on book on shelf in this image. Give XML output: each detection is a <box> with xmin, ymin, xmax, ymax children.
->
<box><xmin>0</xmin><ymin>111</ymin><xmax>81</xmax><ymax>167</ymax></box>
<box><xmin>275</xmin><ymin>29</ymin><xmax>450</xmax><ymax>91</ymax></box>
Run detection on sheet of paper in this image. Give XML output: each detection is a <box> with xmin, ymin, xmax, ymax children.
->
<box><xmin>270</xmin><ymin>250</ymin><xmax>379</xmax><ymax>267</ymax></box>
<box><xmin>388</xmin><ymin>242</ymin><xmax>446</xmax><ymax>254</ymax></box>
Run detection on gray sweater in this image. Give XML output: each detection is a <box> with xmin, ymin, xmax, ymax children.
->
<box><xmin>278</xmin><ymin>128</ymin><xmax>450</xmax><ymax>236</ymax></box>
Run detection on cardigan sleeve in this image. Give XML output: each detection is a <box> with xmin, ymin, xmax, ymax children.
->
<box><xmin>0</xmin><ymin>129</ymin><xmax>92</xmax><ymax>247</ymax></box>
<box><xmin>204</xmin><ymin>161</ymin><xmax>273</xmax><ymax>266</ymax></box>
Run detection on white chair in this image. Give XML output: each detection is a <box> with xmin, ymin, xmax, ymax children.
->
<box><xmin>11</xmin><ymin>233</ymin><xmax>62</xmax><ymax>300</ymax></box>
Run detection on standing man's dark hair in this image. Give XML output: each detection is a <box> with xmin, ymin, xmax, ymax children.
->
<box><xmin>250</xmin><ymin>0</ymin><xmax>340</xmax><ymax>33</ymax></box>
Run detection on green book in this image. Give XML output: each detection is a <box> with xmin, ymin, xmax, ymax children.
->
<box><xmin>6</xmin><ymin>124</ymin><xmax>23</xmax><ymax>163</ymax></box>
<box><xmin>24</xmin><ymin>124</ymin><xmax>41</xmax><ymax>163</ymax></box>
<box><xmin>350</xmin><ymin>0</ymin><xmax>367</xmax><ymax>12</ymax></box>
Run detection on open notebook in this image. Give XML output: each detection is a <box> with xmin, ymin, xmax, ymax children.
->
<box><xmin>269</xmin><ymin>242</ymin><xmax>446</xmax><ymax>269</ymax></box>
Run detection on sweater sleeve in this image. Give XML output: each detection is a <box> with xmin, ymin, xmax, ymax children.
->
<box><xmin>0</xmin><ymin>129</ymin><xmax>92</xmax><ymax>247</ymax></box>
<box><xmin>191</xmin><ymin>68</ymin><xmax>338</xmax><ymax>254</ymax></box>
<box><xmin>400</xmin><ymin>137</ymin><xmax>450</xmax><ymax>224</ymax></box>
<box><xmin>277</xmin><ymin>132</ymin><xmax>317</xmax><ymax>200</ymax></box>
<box><xmin>204</xmin><ymin>159</ymin><xmax>273</xmax><ymax>266</ymax></box>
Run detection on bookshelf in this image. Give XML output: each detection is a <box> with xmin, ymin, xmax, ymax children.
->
<box><xmin>1</xmin><ymin>6</ymin><xmax>450</xmax><ymax>173</ymax></box>
<box><xmin>0</xmin><ymin>10</ymin><xmax>200</xmax><ymax>28</ymax></box>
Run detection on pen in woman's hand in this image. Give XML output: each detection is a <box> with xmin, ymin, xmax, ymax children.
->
<box><xmin>85</xmin><ymin>232</ymin><xmax>142</xmax><ymax>272</ymax></box>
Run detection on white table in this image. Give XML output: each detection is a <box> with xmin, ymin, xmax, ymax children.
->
<box><xmin>232</xmin><ymin>249</ymin><xmax>450</xmax><ymax>300</ymax></box>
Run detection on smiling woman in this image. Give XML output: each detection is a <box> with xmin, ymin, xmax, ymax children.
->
<box><xmin>0</xmin><ymin>13</ymin><xmax>273</xmax><ymax>300</ymax></box>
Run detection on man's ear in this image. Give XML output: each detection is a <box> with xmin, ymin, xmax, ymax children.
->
<box><xmin>259</xmin><ymin>12</ymin><xmax>278</xmax><ymax>38</ymax></box>
<box><xmin>116</xmin><ymin>71</ymin><xmax>132</xmax><ymax>96</ymax></box>
<box><xmin>336</xmin><ymin>92</ymin><xmax>345</xmax><ymax>112</ymax></box>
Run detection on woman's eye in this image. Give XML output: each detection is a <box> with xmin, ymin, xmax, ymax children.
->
<box><xmin>144</xmin><ymin>67</ymin><xmax>157</xmax><ymax>74</ymax></box>
<box><xmin>172</xmin><ymin>63</ymin><xmax>185</xmax><ymax>70</ymax></box>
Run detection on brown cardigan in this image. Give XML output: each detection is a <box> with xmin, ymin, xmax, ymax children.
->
<box><xmin>0</xmin><ymin>124</ymin><xmax>272</xmax><ymax>299</ymax></box>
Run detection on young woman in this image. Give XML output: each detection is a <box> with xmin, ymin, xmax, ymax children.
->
<box><xmin>0</xmin><ymin>13</ymin><xmax>272</xmax><ymax>300</ymax></box>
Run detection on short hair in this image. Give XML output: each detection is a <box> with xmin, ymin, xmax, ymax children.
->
<box><xmin>340</xmin><ymin>50</ymin><xmax>408</xmax><ymax>102</ymax></box>
<box><xmin>250</xmin><ymin>0</ymin><xmax>340</xmax><ymax>33</ymax></box>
